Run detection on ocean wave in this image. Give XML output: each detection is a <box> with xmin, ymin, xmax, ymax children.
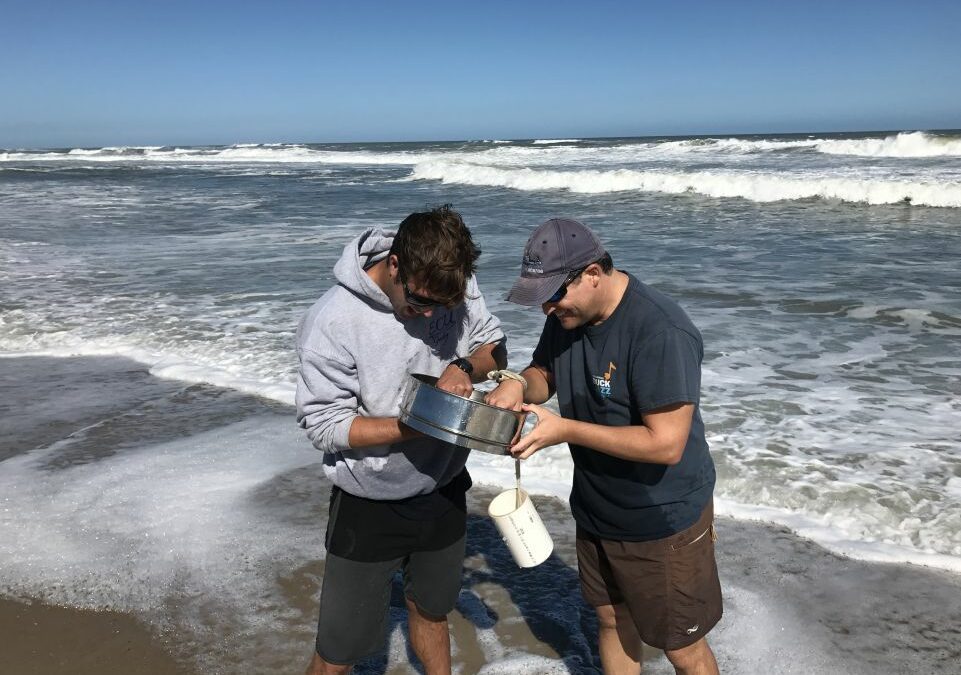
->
<box><xmin>655</xmin><ymin>137</ymin><xmax>820</xmax><ymax>154</ymax></box>
<box><xmin>650</xmin><ymin>132</ymin><xmax>961</xmax><ymax>158</ymax></box>
<box><xmin>0</xmin><ymin>144</ymin><xmax>428</xmax><ymax>165</ymax></box>
<box><xmin>409</xmin><ymin>160</ymin><xmax>961</xmax><ymax>207</ymax></box>
<box><xmin>816</xmin><ymin>131</ymin><xmax>961</xmax><ymax>158</ymax></box>
<box><xmin>6</xmin><ymin>132</ymin><xmax>960</xmax><ymax>167</ymax></box>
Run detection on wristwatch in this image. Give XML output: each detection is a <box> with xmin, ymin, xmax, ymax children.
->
<box><xmin>449</xmin><ymin>357</ymin><xmax>474</xmax><ymax>376</ymax></box>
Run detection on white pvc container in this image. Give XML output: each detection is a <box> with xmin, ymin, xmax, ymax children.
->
<box><xmin>487</xmin><ymin>488</ymin><xmax>554</xmax><ymax>568</ymax></box>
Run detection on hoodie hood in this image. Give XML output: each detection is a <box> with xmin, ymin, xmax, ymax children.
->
<box><xmin>333</xmin><ymin>228</ymin><xmax>395</xmax><ymax>311</ymax></box>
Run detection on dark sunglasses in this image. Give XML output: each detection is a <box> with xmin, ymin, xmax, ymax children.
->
<box><xmin>402</xmin><ymin>280</ymin><xmax>444</xmax><ymax>310</ymax></box>
<box><xmin>546</xmin><ymin>266</ymin><xmax>588</xmax><ymax>303</ymax></box>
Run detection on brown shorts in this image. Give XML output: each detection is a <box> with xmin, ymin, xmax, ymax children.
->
<box><xmin>576</xmin><ymin>501</ymin><xmax>722</xmax><ymax>651</ymax></box>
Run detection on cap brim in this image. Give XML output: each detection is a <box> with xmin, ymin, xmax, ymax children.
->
<box><xmin>505</xmin><ymin>272</ymin><xmax>566</xmax><ymax>306</ymax></box>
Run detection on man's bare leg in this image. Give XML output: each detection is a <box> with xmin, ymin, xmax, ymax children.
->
<box><xmin>405</xmin><ymin>597</ymin><xmax>452</xmax><ymax>675</ymax></box>
<box><xmin>596</xmin><ymin>603</ymin><xmax>642</xmax><ymax>674</ymax></box>
<box><xmin>665</xmin><ymin>637</ymin><xmax>719</xmax><ymax>675</ymax></box>
<box><xmin>305</xmin><ymin>651</ymin><xmax>352</xmax><ymax>675</ymax></box>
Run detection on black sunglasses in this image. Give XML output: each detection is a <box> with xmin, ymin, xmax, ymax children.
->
<box><xmin>546</xmin><ymin>266</ymin><xmax>588</xmax><ymax>303</ymax></box>
<box><xmin>402</xmin><ymin>279</ymin><xmax>444</xmax><ymax>310</ymax></box>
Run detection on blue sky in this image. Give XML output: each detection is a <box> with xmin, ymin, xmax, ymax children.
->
<box><xmin>2</xmin><ymin>0</ymin><xmax>959</xmax><ymax>148</ymax></box>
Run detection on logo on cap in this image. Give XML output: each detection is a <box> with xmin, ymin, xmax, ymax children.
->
<box><xmin>522</xmin><ymin>251</ymin><xmax>544</xmax><ymax>275</ymax></box>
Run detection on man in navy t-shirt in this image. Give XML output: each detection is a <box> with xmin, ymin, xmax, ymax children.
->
<box><xmin>486</xmin><ymin>218</ymin><xmax>722</xmax><ymax>675</ymax></box>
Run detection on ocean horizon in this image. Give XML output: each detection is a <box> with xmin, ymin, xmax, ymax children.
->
<box><xmin>7</xmin><ymin>126</ymin><xmax>961</xmax><ymax>153</ymax></box>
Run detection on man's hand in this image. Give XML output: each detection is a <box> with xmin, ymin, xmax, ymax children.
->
<box><xmin>435</xmin><ymin>363</ymin><xmax>474</xmax><ymax>397</ymax></box>
<box><xmin>509</xmin><ymin>403</ymin><xmax>569</xmax><ymax>459</ymax></box>
<box><xmin>483</xmin><ymin>379</ymin><xmax>525</xmax><ymax>411</ymax></box>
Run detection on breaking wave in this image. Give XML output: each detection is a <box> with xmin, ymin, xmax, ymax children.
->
<box><xmin>816</xmin><ymin>131</ymin><xmax>961</xmax><ymax>158</ymax></box>
<box><xmin>409</xmin><ymin>160</ymin><xmax>961</xmax><ymax>207</ymax></box>
<box><xmin>4</xmin><ymin>132</ymin><xmax>960</xmax><ymax>167</ymax></box>
<box><xmin>0</xmin><ymin>145</ymin><xmax>428</xmax><ymax>165</ymax></box>
<box><xmin>649</xmin><ymin>131</ymin><xmax>961</xmax><ymax>157</ymax></box>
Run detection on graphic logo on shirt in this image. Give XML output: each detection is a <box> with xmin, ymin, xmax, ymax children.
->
<box><xmin>428</xmin><ymin>312</ymin><xmax>455</xmax><ymax>346</ymax></box>
<box><xmin>592</xmin><ymin>361</ymin><xmax>616</xmax><ymax>398</ymax></box>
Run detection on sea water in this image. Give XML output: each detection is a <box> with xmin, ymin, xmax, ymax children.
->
<box><xmin>1</xmin><ymin>131</ymin><xmax>959</xmax><ymax>577</ymax></box>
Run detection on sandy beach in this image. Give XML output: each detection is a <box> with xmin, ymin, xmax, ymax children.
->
<box><xmin>1</xmin><ymin>355</ymin><xmax>959</xmax><ymax>674</ymax></box>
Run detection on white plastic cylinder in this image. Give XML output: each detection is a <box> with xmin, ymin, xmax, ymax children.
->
<box><xmin>487</xmin><ymin>488</ymin><xmax>554</xmax><ymax>568</ymax></box>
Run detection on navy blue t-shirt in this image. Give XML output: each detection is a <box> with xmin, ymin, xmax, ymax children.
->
<box><xmin>532</xmin><ymin>273</ymin><xmax>715</xmax><ymax>541</ymax></box>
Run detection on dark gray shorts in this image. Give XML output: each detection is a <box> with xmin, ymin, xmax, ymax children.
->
<box><xmin>576</xmin><ymin>500</ymin><xmax>723</xmax><ymax>651</ymax></box>
<box><xmin>314</xmin><ymin>479</ymin><xmax>470</xmax><ymax>665</ymax></box>
<box><xmin>315</xmin><ymin>536</ymin><xmax>466</xmax><ymax>665</ymax></box>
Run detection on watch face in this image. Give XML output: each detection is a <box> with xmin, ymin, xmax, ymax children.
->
<box><xmin>452</xmin><ymin>358</ymin><xmax>473</xmax><ymax>374</ymax></box>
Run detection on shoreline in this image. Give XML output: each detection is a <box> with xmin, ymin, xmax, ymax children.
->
<box><xmin>4</xmin><ymin>350</ymin><xmax>958</xmax><ymax>576</ymax></box>
<box><xmin>2</xmin><ymin>355</ymin><xmax>960</xmax><ymax>674</ymax></box>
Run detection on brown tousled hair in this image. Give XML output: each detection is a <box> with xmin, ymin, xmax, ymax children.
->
<box><xmin>390</xmin><ymin>205</ymin><xmax>480</xmax><ymax>306</ymax></box>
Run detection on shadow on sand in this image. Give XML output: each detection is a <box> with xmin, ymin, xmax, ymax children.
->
<box><xmin>352</xmin><ymin>513</ymin><xmax>599</xmax><ymax>674</ymax></box>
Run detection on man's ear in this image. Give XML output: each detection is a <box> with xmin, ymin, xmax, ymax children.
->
<box><xmin>587</xmin><ymin>263</ymin><xmax>602</xmax><ymax>286</ymax></box>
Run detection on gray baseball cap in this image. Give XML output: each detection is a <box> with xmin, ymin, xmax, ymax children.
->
<box><xmin>505</xmin><ymin>218</ymin><xmax>606</xmax><ymax>306</ymax></box>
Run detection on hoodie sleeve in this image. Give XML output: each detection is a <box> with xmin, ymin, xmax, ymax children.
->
<box><xmin>295</xmin><ymin>345</ymin><xmax>356</xmax><ymax>454</ymax></box>
<box><xmin>464</xmin><ymin>276</ymin><xmax>506</xmax><ymax>354</ymax></box>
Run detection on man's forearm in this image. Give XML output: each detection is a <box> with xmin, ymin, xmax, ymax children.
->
<box><xmin>465</xmin><ymin>341</ymin><xmax>507</xmax><ymax>383</ymax></box>
<box><xmin>521</xmin><ymin>365</ymin><xmax>553</xmax><ymax>404</ymax></box>
<box><xmin>347</xmin><ymin>416</ymin><xmax>419</xmax><ymax>448</ymax></box>
<box><xmin>563</xmin><ymin>419</ymin><xmax>683</xmax><ymax>464</ymax></box>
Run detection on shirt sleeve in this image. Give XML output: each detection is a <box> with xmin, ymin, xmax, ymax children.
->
<box><xmin>631</xmin><ymin>327</ymin><xmax>702</xmax><ymax>412</ymax></box>
<box><xmin>463</xmin><ymin>276</ymin><xmax>506</xmax><ymax>354</ymax></box>
<box><xmin>295</xmin><ymin>345</ymin><xmax>357</xmax><ymax>454</ymax></box>
<box><xmin>531</xmin><ymin>316</ymin><xmax>556</xmax><ymax>372</ymax></box>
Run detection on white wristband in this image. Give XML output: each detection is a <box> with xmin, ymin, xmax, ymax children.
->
<box><xmin>487</xmin><ymin>369</ymin><xmax>528</xmax><ymax>391</ymax></box>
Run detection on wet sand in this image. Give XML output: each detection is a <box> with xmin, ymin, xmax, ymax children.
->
<box><xmin>1</xmin><ymin>355</ymin><xmax>960</xmax><ymax>674</ymax></box>
<box><xmin>0</xmin><ymin>597</ymin><xmax>184</xmax><ymax>675</ymax></box>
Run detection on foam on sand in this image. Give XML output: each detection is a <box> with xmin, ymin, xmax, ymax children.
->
<box><xmin>2</xmin><ymin>356</ymin><xmax>959</xmax><ymax>674</ymax></box>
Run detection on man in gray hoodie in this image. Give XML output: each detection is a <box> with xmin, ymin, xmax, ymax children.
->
<box><xmin>296</xmin><ymin>206</ymin><xmax>506</xmax><ymax>675</ymax></box>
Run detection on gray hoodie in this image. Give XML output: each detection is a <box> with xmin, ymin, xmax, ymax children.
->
<box><xmin>296</xmin><ymin>228</ymin><xmax>505</xmax><ymax>500</ymax></box>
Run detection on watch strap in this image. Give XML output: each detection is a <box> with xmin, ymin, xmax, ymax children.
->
<box><xmin>449</xmin><ymin>357</ymin><xmax>474</xmax><ymax>375</ymax></box>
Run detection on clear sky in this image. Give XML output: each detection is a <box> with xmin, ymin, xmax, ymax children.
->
<box><xmin>2</xmin><ymin>0</ymin><xmax>959</xmax><ymax>148</ymax></box>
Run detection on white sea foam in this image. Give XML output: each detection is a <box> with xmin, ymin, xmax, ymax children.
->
<box><xmin>715</xmin><ymin>498</ymin><xmax>961</xmax><ymax>573</ymax></box>
<box><xmin>468</xmin><ymin>444</ymin><xmax>961</xmax><ymax>573</ymax></box>
<box><xmin>0</xmin><ymin>400</ymin><xmax>868</xmax><ymax>674</ymax></box>
<box><xmin>817</xmin><ymin>131</ymin><xmax>961</xmax><ymax>157</ymax></box>
<box><xmin>0</xmin><ymin>342</ymin><xmax>296</xmax><ymax>407</ymax></box>
<box><xmin>2</xmin><ymin>261</ymin><xmax>960</xmax><ymax>574</ymax></box>
<box><xmin>655</xmin><ymin>137</ymin><xmax>820</xmax><ymax>153</ymax></box>
<box><xmin>0</xmin><ymin>145</ymin><xmax>430</xmax><ymax>165</ymax></box>
<box><xmin>476</xmin><ymin>654</ymin><xmax>573</xmax><ymax>673</ymax></box>
<box><xmin>2</xmin><ymin>315</ymin><xmax>960</xmax><ymax>575</ymax></box>
<box><xmin>410</xmin><ymin>160</ymin><xmax>961</xmax><ymax>207</ymax></box>
<box><xmin>0</xmin><ymin>413</ymin><xmax>323</xmax><ymax>669</ymax></box>
<box><xmin>532</xmin><ymin>138</ymin><xmax>581</xmax><ymax>144</ymax></box>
